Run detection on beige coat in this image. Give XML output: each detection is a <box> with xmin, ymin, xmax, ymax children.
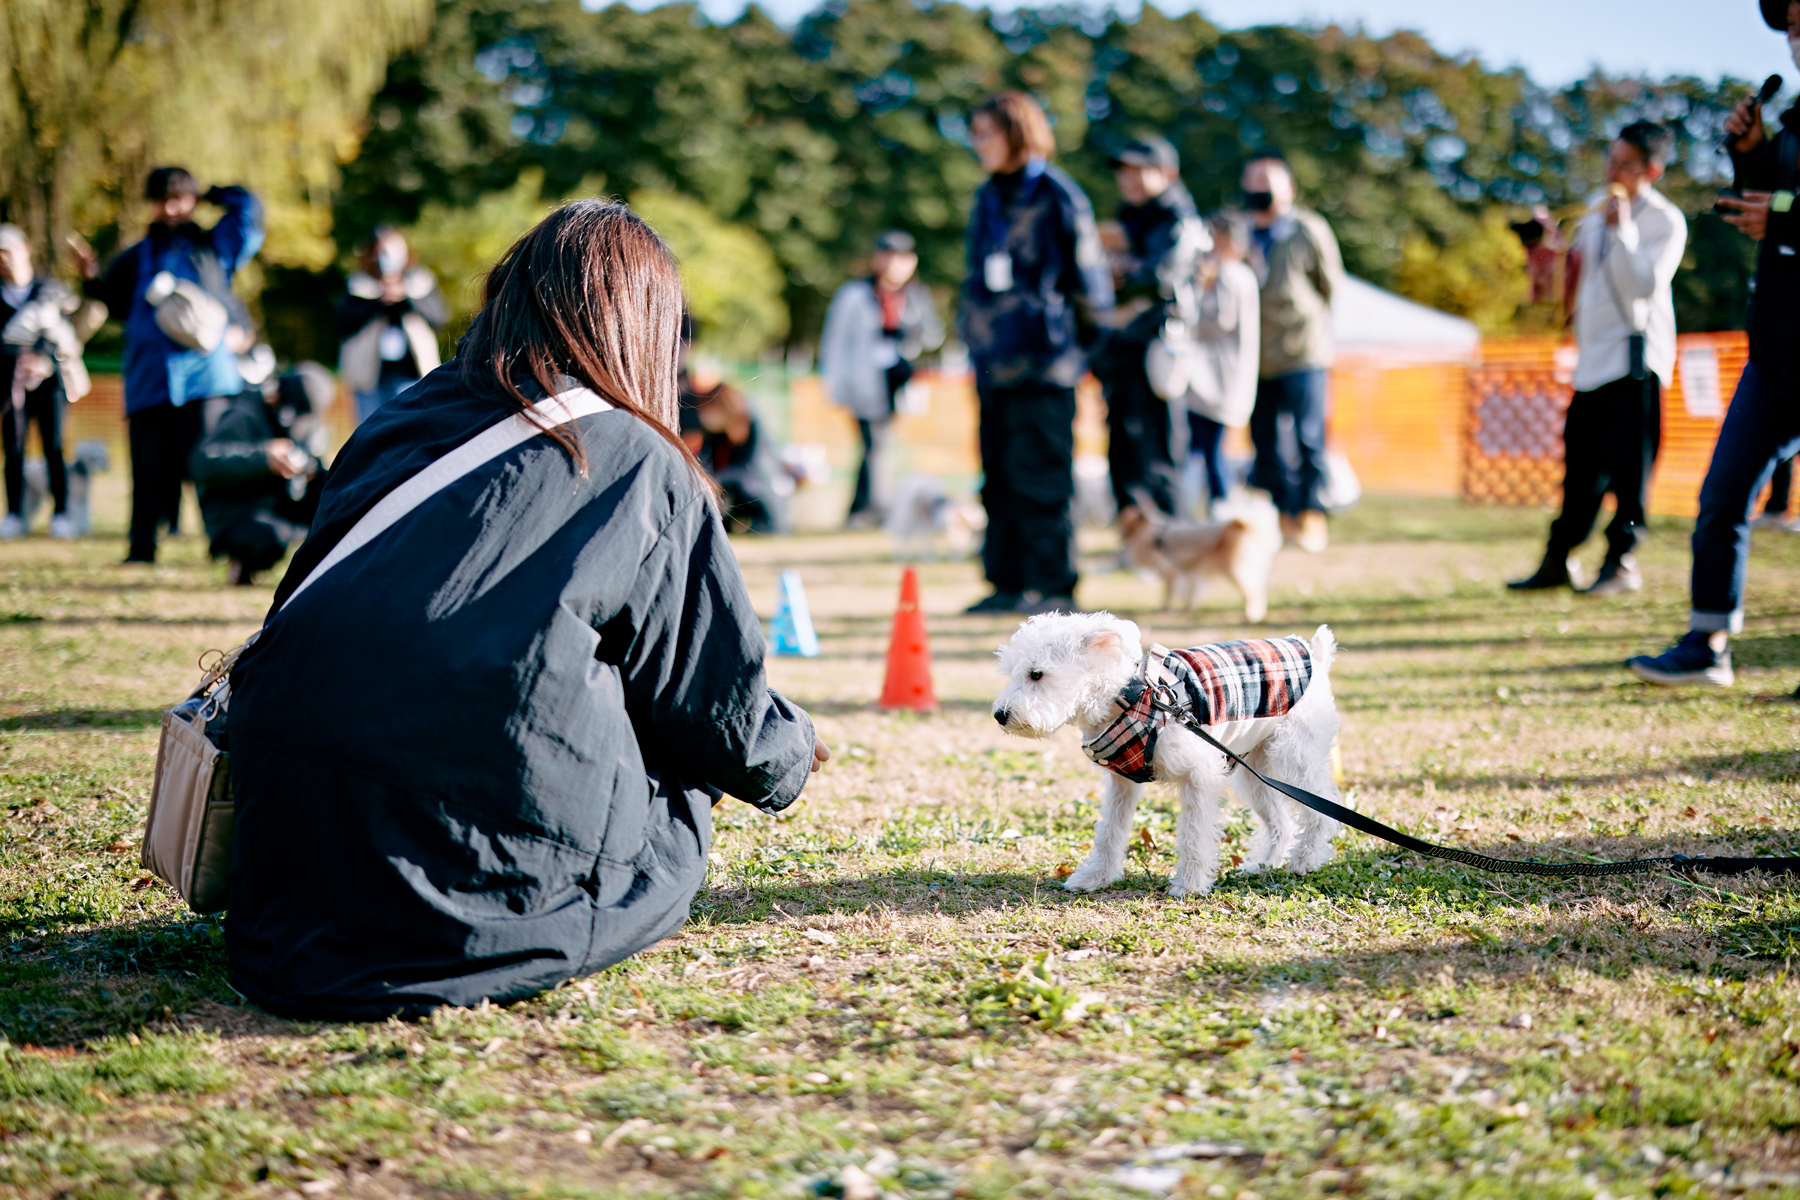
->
<box><xmin>1251</xmin><ymin>208</ymin><xmax>1343</xmax><ymax>379</ymax></box>
<box><xmin>337</xmin><ymin>268</ymin><xmax>444</xmax><ymax>393</ymax></box>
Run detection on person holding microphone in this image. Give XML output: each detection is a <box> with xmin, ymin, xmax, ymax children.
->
<box><xmin>1628</xmin><ymin>0</ymin><xmax>1800</xmax><ymax>686</ymax></box>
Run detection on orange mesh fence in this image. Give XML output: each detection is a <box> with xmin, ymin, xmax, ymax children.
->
<box><xmin>1466</xmin><ymin>332</ymin><xmax>1755</xmax><ymax>518</ymax></box>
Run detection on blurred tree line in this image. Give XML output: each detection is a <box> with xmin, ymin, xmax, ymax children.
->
<box><xmin>1</xmin><ymin>0</ymin><xmax>1768</xmax><ymax>362</ymax></box>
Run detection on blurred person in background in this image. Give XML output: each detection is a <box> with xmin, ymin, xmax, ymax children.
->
<box><xmin>1241</xmin><ymin>150</ymin><xmax>1343</xmax><ymax>553</ymax></box>
<box><xmin>1094</xmin><ymin>135</ymin><xmax>1206</xmax><ymax>521</ymax></box>
<box><xmin>190</xmin><ymin>363</ymin><xmax>333</xmax><ymax>585</ymax></box>
<box><xmin>680</xmin><ymin>356</ymin><xmax>789</xmax><ymax>534</ymax></box>
<box><xmin>819</xmin><ymin>228</ymin><xmax>943</xmax><ymax>529</ymax></box>
<box><xmin>1171</xmin><ymin>212</ymin><xmax>1260</xmax><ymax>517</ymax></box>
<box><xmin>960</xmin><ymin>90</ymin><xmax>1114</xmax><ymax>615</ymax></box>
<box><xmin>1630</xmin><ymin>0</ymin><xmax>1800</xmax><ymax>687</ymax></box>
<box><xmin>1510</xmin><ymin>121</ymin><xmax>1686</xmax><ymax>597</ymax></box>
<box><xmin>336</xmin><ymin>226</ymin><xmax>447</xmax><ymax>421</ymax></box>
<box><xmin>1</xmin><ymin>225</ymin><xmax>97</xmax><ymax>539</ymax></box>
<box><xmin>72</xmin><ymin>167</ymin><xmax>263</xmax><ymax>564</ymax></box>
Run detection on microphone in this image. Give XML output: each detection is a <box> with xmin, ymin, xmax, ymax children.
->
<box><xmin>1724</xmin><ymin>75</ymin><xmax>1783</xmax><ymax>151</ymax></box>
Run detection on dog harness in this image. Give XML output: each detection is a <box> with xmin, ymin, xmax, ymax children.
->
<box><xmin>1081</xmin><ymin>637</ymin><xmax>1313</xmax><ymax>783</ymax></box>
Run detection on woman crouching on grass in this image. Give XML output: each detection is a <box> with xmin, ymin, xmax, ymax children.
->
<box><xmin>224</xmin><ymin>201</ymin><xmax>827</xmax><ymax>1019</ymax></box>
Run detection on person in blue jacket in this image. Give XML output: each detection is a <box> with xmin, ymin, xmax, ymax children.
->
<box><xmin>959</xmin><ymin>91</ymin><xmax>1114</xmax><ymax>615</ymax></box>
<box><xmin>225</xmin><ymin>201</ymin><xmax>825</xmax><ymax>1019</ymax></box>
<box><xmin>73</xmin><ymin>167</ymin><xmax>263</xmax><ymax>564</ymax></box>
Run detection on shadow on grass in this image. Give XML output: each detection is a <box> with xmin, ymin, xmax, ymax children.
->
<box><xmin>0</xmin><ymin>915</ymin><xmax>235</xmax><ymax>1046</ymax></box>
<box><xmin>1355</xmin><ymin>748</ymin><xmax>1800</xmax><ymax>795</ymax></box>
<box><xmin>1</xmin><ymin>707</ymin><xmax>164</xmax><ymax>731</ymax></box>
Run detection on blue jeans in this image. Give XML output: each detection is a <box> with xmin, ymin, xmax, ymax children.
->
<box><xmin>355</xmin><ymin>375</ymin><xmax>419</xmax><ymax>422</ymax></box>
<box><xmin>1690</xmin><ymin>359</ymin><xmax>1800</xmax><ymax>633</ymax></box>
<box><xmin>1187</xmin><ymin>411</ymin><xmax>1228</xmax><ymax>503</ymax></box>
<box><xmin>1247</xmin><ymin>368</ymin><xmax>1328</xmax><ymax>516</ymax></box>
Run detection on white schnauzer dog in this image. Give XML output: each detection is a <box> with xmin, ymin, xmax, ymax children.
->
<box><xmin>993</xmin><ymin>611</ymin><xmax>1342</xmax><ymax>896</ymax></box>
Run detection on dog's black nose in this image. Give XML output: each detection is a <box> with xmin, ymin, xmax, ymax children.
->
<box><xmin>994</xmin><ymin>708</ymin><xmax>1010</xmax><ymax>727</ymax></box>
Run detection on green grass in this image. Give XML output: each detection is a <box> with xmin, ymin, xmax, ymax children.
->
<box><xmin>1</xmin><ymin>492</ymin><xmax>1798</xmax><ymax>1198</ymax></box>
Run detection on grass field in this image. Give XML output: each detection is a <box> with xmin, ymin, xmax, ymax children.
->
<box><xmin>1</xmin><ymin>486</ymin><xmax>1798</xmax><ymax>1200</ymax></box>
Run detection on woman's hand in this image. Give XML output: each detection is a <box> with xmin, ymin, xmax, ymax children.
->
<box><xmin>811</xmin><ymin>735</ymin><xmax>830</xmax><ymax>773</ymax></box>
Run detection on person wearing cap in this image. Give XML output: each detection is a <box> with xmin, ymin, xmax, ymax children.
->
<box><xmin>189</xmin><ymin>362</ymin><xmax>332</xmax><ymax>585</ymax></box>
<box><xmin>819</xmin><ymin>229</ymin><xmax>944</xmax><ymax>528</ymax></box>
<box><xmin>960</xmin><ymin>90</ymin><xmax>1114</xmax><ymax>615</ymax></box>
<box><xmin>0</xmin><ymin>226</ymin><xmax>97</xmax><ymax>540</ymax></box>
<box><xmin>1094</xmin><ymin>135</ymin><xmax>1207</xmax><ymax>520</ymax></box>
<box><xmin>71</xmin><ymin>167</ymin><xmax>264</xmax><ymax>565</ymax></box>
<box><xmin>1627</xmin><ymin>0</ymin><xmax>1800</xmax><ymax>687</ymax></box>
<box><xmin>1240</xmin><ymin>150</ymin><xmax>1343</xmax><ymax>553</ymax></box>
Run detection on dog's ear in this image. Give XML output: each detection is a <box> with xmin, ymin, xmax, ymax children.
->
<box><xmin>1082</xmin><ymin>628</ymin><xmax>1125</xmax><ymax>661</ymax></box>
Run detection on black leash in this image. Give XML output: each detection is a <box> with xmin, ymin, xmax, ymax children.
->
<box><xmin>1143</xmin><ymin>682</ymin><xmax>1800</xmax><ymax>879</ymax></box>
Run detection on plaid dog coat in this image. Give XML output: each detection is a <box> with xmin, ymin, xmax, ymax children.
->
<box><xmin>1082</xmin><ymin>636</ymin><xmax>1314</xmax><ymax>783</ymax></box>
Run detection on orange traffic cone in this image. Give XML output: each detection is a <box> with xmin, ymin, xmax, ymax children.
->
<box><xmin>878</xmin><ymin>566</ymin><xmax>937</xmax><ymax>711</ymax></box>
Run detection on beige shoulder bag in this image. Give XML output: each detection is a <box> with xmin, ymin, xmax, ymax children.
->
<box><xmin>141</xmin><ymin>384</ymin><xmax>615</xmax><ymax>912</ymax></box>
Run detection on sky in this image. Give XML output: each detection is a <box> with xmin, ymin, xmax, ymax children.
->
<box><xmin>663</xmin><ymin>0</ymin><xmax>1797</xmax><ymax>90</ymax></box>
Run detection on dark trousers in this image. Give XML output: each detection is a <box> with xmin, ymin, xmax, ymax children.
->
<box><xmin>127</xmin><ymin>402</ymin><xmax>205</xmax><ymax>562</ymax></box>
<box><xmin>1691</xmin><ymin>360</ymin><xmax>1800</xmax><ymax>632</ymax></box>
<box><xmin>1247</xmin><ymin>368</ymin><xmax>1329</xmax><ymax>516</ymax></box>
<box><xmin>849</xmin><ymin>417</ymin><xmax>893</xmax><ymax>518</ymax></box>
<box><xmin>1187</xmin><ymin>411</ymin><xmax>1229</xmax><ymax>504</ymax></box>
<box><xmin>3</xmin><ymin>380</ymin><xmax>66</xmax><ymax>516</ymax></box>
<box><xmin>1101</xmin><ymin>352</ymin><xmax>1178</xmax><ymax>515</ymax></box>
<box><xmin>978</xmin><ymin>382</ymin><xmax>1078</xmax><ymax>597</ymax></box>
<box><xmin>1762</xmin><ymin>456</ymin><xmax>1793</xmax><ymax>515</ymax></box>
<box><xmin>1546</xmin><ymin>373</ymin><xmax>1662</xmax><ymax>564</ymax></box>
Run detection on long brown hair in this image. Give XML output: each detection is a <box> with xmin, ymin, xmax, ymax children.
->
<box><xmin>459</xmin><ymin>200</ymin><xmax>697</xmax><ymax>482</ymax></box>
<box><xmin>973</xmin><ymin>91</ymin><xmax>1056</xmax><ymax>163</ymax></box>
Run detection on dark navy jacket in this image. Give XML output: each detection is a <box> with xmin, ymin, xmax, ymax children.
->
<box><xmin>960</xmin><ymin>162</ymin><xmax>1114</xmax><ymax>389</ymax></box>
<box><xmin>224</xmin><ymin>366</ymin><xmax>815</xmax><ymax>1019</ymax></box>
<box><xmin>85</xmin><ymin>186</ymin><xmax>263</xmax><ymax>414</ymax></box>
<box><xmin>1110</xmin><ymin>182</ymin><xmax>1203</xmax><ymax>347</ymax></box>
<box><xmin>1731</xmin><ymin>105</ymin><xmax>1800</xmax><ymax>388</ymax></box>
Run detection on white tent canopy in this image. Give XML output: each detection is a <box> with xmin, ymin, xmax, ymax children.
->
<box><xmin>1331</xmin><ymin>275</ymin><xmax>1481</xmax><ymax>361</ymax></box>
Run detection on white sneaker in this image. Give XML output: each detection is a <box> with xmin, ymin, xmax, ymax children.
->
<box><xmin>0</xmin><ymin>513</ymin><xmax>24</xmax><ymax>539</ymax></box>
<box><xmin>47</xmin><ymin>514</ymin><xmax>75</xmax><ymax>540</ymax></box>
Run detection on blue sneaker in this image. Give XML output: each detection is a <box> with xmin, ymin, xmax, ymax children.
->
<box><xmin>1627</xmin><ymin>630</ymin><xmax>1734</xmax><ymax>687</ymax></box>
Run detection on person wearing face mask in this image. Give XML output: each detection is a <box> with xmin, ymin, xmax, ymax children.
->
<box><xmin>1094</xmin><ymin>135</ymin><xmax>1207</xmax><ymax>521</ymax></box>
<box><xmin>71</xmin><ymin>168</ymin><xmax>264</xmax><ymax>564</ymax></box>
<box><xmin>1627</xmin><ymin>0</ymin><xmax>1800</xmax><ymax>688</ymax></box>
<box><xmin>0</xmin><ymin>225</ymin><xmax>98</xmax><ymax>540</ymax></box>
<box><xmin>959</xmin><ymin>90</ymin><xmax>1114</xmax><ymax>615</ymax></box>
<box><xmin>1509</xmin><ymin>121</ymin><xmax>1686</xmax><ymax>599</ymax></box>
<box><xmin>335</xmin><ymin>227</ymin><xmax>448</xmax><ymax>422</ymax></box>
<box><xmin>819</xmin><ymin>229</ymin><xmax>945</xmax><ymax>529</ymax></box>
<box><xmin>1239</xmin><ymin>151</ymin><xmax>1343</xmax><ymax>554</ymax></box>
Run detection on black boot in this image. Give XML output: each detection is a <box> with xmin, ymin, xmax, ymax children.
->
<box><xmin>1506</xmin><ymin>552</ymin><xmax>1576</xmax><ymax>591</ymax></box>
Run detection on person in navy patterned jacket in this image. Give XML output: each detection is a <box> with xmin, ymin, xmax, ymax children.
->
<box><xmin>959</xmin><ymin>91</ymin><xmax>1114</xmax><ymax>616</ymax></box>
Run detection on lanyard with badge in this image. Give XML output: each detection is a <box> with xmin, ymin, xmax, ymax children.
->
<box><xmin>980</xmin><ymin>159</ymin><xmax>1046</xmax><ymax>293</ymax></box>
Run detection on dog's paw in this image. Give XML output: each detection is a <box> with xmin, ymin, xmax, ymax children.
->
<box><xmin>1286</xmin><ymin>845</ymin><xmax>1337</xmax><ymax>874</ymax></box>
<box><xmin>1237</xmin><ymin>859</ymin><xmax>1275</xmax><ymax>876</ymax></box>
<box><xmin>1166</xmin><ymin>875</ymin><xmax>1214</xmax><ymax>898</ymax></box>
<box><xmin>1063</xmin><ymin>866</ymin><xmax>1123</xmax><ymax>893</ymax></box>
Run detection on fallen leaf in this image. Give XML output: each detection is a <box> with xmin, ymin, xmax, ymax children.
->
<box><xmin>1051</xmin><ymin>862</ymin><xmax>1075</xmax><ymax>879</ymax></box>
<box><xmin>1138</xmin><ymin>827</ymin><xmax>1157</xmax><ymax>850</ymax></box>
<box><xmin>1682</xmin><ymin>806</ymin><xmax>1698</xmax><ymax>819</ymax></box>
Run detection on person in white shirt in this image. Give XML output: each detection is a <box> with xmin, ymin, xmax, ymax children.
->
<box><xmin>818</xmin><ymin>229</ymin><xmax>944</xmax><ymax>528</ymax></box>
<box><xmin>1509</xmin><ymin>121</ymin><xmax>1686</xmax><ymax>596</ymax></box>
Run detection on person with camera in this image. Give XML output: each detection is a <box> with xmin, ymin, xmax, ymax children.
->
<box><xmin>1628</xmin><ymin>0</ymin><xmax>1800</xmax><ymax>686</ymax></box>
<box><xmin>0</xmin><ymin>225</ymin><xmax>99</xmax><ymax>540</ymax></box>
<box><xmin>189</xmin><ymin>364</ymin><xmax>332</xmax><ymax>586</ymax></box>
<box><xmin>1241</xmin><ymin>150</ymin><xmax>1343</xmax><ymax>553</ymax></box>
<box><xmin>1094</xmin><ymin>135</ymin><xmax>1206</xmax><ymax>520</ymax></box>
<box><xmin>1509</xmin><ymin>121</ymin><xmax>1686</xmax><ymax>598</ymax></box>
<box><xmin>335</xmin><ymin>226</ymin><xmax>448</xmax><ymax>422</ymax></box>
<box><xmin>960</xmin><ymin>90</ymin><xmax>1114</xmax><ymax>615</ymax></box>
<box><xmin>72</xmin><ymin>168</ymin><xmax>264</xmax><ymax>564</ymax></box>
